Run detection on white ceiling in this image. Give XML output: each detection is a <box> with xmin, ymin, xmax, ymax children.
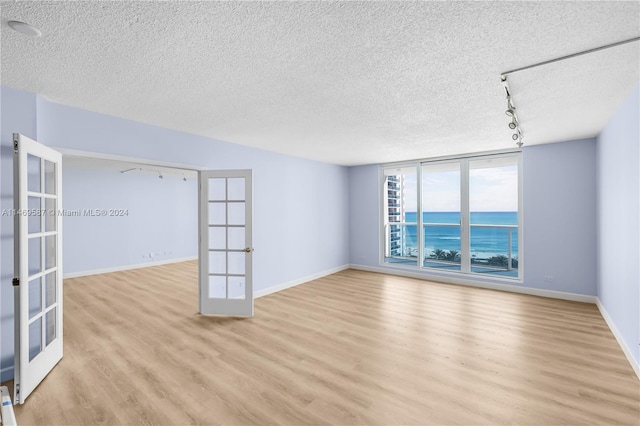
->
<box><xmin>1</xmin><ymin>1</ymin><xmax>638</xmax><ymax>166</ymax></box>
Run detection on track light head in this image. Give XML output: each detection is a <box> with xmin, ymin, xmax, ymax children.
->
<box><xmin>505</xmin><ymin>96</ymin><xmax>516</xmax><ymax>117</ymax></box>
<box><xmin>508</xmin><ymin>121</ymin><xmax>517</xmax><ymax>129</ymax></box>
<box><xmin>512</xmin><ymin>134</ymin><xmax>519</xmax><ymax>141</ymax></box>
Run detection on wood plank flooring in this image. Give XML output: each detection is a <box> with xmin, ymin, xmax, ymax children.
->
<box><xmin>3</xmin><ymin>261</ymin><xmax>639</xmax><ymax>425</ymax></box>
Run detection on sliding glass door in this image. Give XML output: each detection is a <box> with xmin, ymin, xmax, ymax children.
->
<box><xmin>382</xmin><ymin>153</ymin><xmax>522</xmax><ymax>279</ymax></box>
<box><xmin>469</xmin><ymin>156</ymin><xmax>519</xmax><ymax>277</ymax></box>
<box><xmin>422</xmin><ymin>162</ymin><xmax>462</xmax><ymax>271</ymax></box>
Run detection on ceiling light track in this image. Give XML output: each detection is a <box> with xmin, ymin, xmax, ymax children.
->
<box><xmin>120</xmin><ymin>166</ymin><xmax>191</xmax><ymax>181</ymax></box>
<box><xmin>499</xmin><ymin>36</ymin><xmax>639</xmax><ymax>149</ymax></box>
<box><xmin>501</xmin><ymin>36</ymin><xmax>640</xmax><ymax>77</ymax></box>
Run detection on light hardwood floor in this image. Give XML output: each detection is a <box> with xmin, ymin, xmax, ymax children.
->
<box><xmin>3</xmin><ymin>261</ymin><xmax>639</xmax><ymax>425</ymax></box>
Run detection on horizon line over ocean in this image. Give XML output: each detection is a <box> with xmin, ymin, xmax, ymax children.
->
<box><xmin>396</xmin><ymin>211</ymin><xmax>518</xmax><ymax>258</ymax></box>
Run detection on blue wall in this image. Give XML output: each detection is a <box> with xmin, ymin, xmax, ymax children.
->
<box><xmin>348</xmin><ymin>164</ymin><xmax>380</xmax><ymax>267</ymax></box>
<box><xmin>0</xmin><ymin>87</ymin><xmax>350</xmax><ymax>380</ymax></box>
<box><xmin>348</xmin><ymin>138</ymin><xmax>598</xmax><ymax>297</ymax></box>
<box><xmin>523</xmin><ymin>139</ymin><xmax>598</xmax><ymax>295</ymax></box>
<box><xmin>62</xmin><ymin>167</ymin><xmax>198</xmax><ymax>274</ymax></box>
<box><xmin>597</xmin><ymin>83</ymin><xmax>640</xmax><ymax>368</ymax></box>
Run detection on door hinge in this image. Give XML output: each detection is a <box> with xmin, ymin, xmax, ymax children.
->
<box><xmin>15</xmin><ymin>384</ymin><xmax>20</xmax><ymax>400</ymax></box>
<box><xmin>12</xmin><ymin>278</ymin><xmax>19</xmax><ymax>287</ymax></box>
<box><xmin>13</xmin><ymin>136</ymin><xmax>18</xmax><ymax>152</ymax></box>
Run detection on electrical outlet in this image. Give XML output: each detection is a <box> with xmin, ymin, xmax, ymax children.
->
<box><xmin>543</xmin><ymin>276</ymin><xmax>554</xmax><ymax>282</ymax></box>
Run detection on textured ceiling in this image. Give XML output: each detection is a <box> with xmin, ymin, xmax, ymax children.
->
<box><xmin>1</xmin><ymin>1</ymin><xmax>639</xmax><ymax>166</ymax></box>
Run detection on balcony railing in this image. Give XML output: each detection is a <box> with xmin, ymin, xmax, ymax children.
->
<box><xmin>384</xmin><ymin>222</ymin><xmax>518</xmax><ymax>276</ymax></box>
<box><xmin>469</xmin><ymin>224</ymin><xmax>518</xmax><ymax>271</ymax></box>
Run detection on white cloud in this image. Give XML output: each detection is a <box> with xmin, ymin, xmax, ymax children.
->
<box><xmin>394</xmin><ymin>166</ymin><xmax>518</xmax><ymax>212</ymax></box>
<box><xmin>470</xmin><ymin>166</ymin><xmax>517</xmax><ymax>211</ymax></box>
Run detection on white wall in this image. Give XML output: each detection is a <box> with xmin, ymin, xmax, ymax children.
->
<box><xmin>596</xmin><ymin>83</ymin><xmax>640</xmax><ymax>369</ymax></box>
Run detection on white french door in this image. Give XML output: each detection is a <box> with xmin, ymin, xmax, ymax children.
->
<box><xmin>13</xmin><ymin>133</ymin><xmax>63</xmax><ymax>404</ymax></box>
<box><xmin>198</xmin><ymin>170</ymin><xmax>253</xmax><ymax>317</ymax></box>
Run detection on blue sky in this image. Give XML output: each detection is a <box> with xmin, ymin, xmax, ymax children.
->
<box><xmin>402</xmin><ymin>165</ymin><xmax>518</xmax><ymax>212</ymax></box>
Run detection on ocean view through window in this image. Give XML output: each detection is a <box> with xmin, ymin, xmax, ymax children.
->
<box><xmin>382</xmin><ymin>153</ymin><xmax>522</xmax><ymax>279</ymax></box>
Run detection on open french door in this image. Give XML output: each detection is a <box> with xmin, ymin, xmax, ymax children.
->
<box><xmin>13</xmin><ymin>134</ymin><xmax>63</xmax><ymax>404</ymax></box>
<box><xmin>198</xmin><ymin>170</ymin><xmax>253</xmax><ymax>317</ymax></box>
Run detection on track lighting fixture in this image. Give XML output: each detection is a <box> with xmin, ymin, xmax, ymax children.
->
<box><xmin>501</xmin><ymin>76</ymin><xmax>523</xmax><ymax>148</ymax></box>
<box><xmin>499</xmin><ymin>37</ymin><xmax>640</xmax><ymax>151</ymax></box>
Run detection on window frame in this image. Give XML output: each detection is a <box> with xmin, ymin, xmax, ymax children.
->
<box><xmin>380</xmin><ymin>150</ymin><xmax>524</xmax><ymax>281</ymax></box>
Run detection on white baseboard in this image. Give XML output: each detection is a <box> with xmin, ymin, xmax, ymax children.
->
<box><xmin>0</xmin><ymin>366</ymin><xmax>14</xmax><ymax>383</ymax></box>
<box><xmin>596</xmin><ymin>299</ymin><xmax>640</xmax><ymax>380</ymax></box>
<box><xmin>254</xmin><ymin>264</ymin><xmax>350</xmax><ymax>299</ymax></box>
<box><xmin>63</xmin><ymin>256</ymin><xmax>198</xmax><ymax>279</ymax></box>
<box><xmin>348</xmin><ymin>264</ymin><xmax>598</xmax><ymax>304</ymax></box>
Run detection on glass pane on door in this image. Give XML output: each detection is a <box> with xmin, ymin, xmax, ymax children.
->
<box><xmin>28</xmin><ymin>197</ymin><xmax>41</xmax><ymax>233</ymax></box>
<box><xmin>45</xmin><ymin>272</ymin><xmax>56</xmax><ymax>307</ymax></box>
<box><xmin>469</xmin><ymin>156</ymin><xmax>519</xmax><ymax>277</ymax></box>
<box><xmin>208</xmin><ymin>227</ymin><xmax>226</xmax><ymax>249</ymax></box>
<box><xmin>209</xmin><ymin>252</ymin><xmax>226</xmax><ymax>274</ymax></box>
<box><xmin>208</xmin><ymin>276</ymin><xmax>226</xmax><ymax>298</ymax></box>
<box><xmin>208</xmin><ymin>203</ymin><xmax>226</xmax><ymax>225</ymax></box>
<box><xmin>29</xmin><ymin>318</ymin><xmax>42</xmax><ymax>361</ymax></box>
<box><xmin>228</xmin><ymin>276</ymin><xmax>245</xmax><ymax>299</ymax></box>
<box><xmin>45</xmin><ymin>308</ymin><xmax>56</xmax><ymax>346</ymax></box>
<box><xmin>27</xmin><ymin>154</ymin><xmax>41</xmax><ymax>193</ymax></box>
<box><xmin>228</xmin><ymin>203</ymin><xmax>245</xmax><ymax>225</ymax></box>
<box><xmin>208</xmin><ymin>178</ymin><xmax>226</xmax><ymax>200</ymax></box>
<box><xmin>228</xmin><ymin>227</ymin><xmax>245</xmax><ymax>250</ymax></box>
<box><xmin>44</xmin><ymin>160</ymin><xmax>56</xmax><ymax>195</ymax></box>
<box><xmin>227</xmin><ymin>178</ymin><xmax>245</xmax><ymax>200</ymax></box>
<box><xmin>422</xmin><ymin>162</ymin><xmax>461</xmax><ymax>271</ymax></box>
<box><xmin>28</xmin><ymin>237</ymin><xmax>41</xmax><ymax>276</ymax></box>
<box><xmin>45</xmin><ymin>198</ymin><xmax>56</xmax><ymax>231</ymax></box>
<box><xmin>45</xmin><ymin>235</ymin><xmax>56</xmax><ymax>270</ymax></box>
<box><xmin>28</xmin><ymin>278</ymin><xmax>41</xmax><ymax>319</ymax></box>
<box><xmin>228</xmin><ymin>252</ymin><xmax>245</xmax><ymax>275</ymax></box>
